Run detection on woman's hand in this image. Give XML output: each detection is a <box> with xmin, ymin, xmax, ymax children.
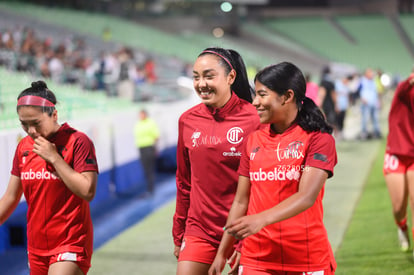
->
<box><xmin>208</xmin><ymin>254</ymin><xmax>227</xmax><ymax>275</ymax></box>
<box><xmin>226</xmin><ymin>250</ymin><xmax>241</xmax><ymax>275</ymax></box>
<box><xmin>208</xmin><ymin>250</ymin><xmax>241</xmax><ymax>275</ymax></box>
<box><xmin>225</xmin><ymin>214</ymin><xmax>265</xmax><ymax>240</ymax></box>
<box><xmin>32</xmin><ymin>136</ymin><xmax>60</xmax><ymax>164</ymax></box>
<box><xmin>174</xmin><ymin>245</ymin><xmax>181</xmax><ymax>259</ymax></box>
<box><xmin>32</xmin><ymin>136</ymin><xmax>98</xmax><ymax>201</ymax></box>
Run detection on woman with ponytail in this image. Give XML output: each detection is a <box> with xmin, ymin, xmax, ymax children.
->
<box><xmin>210</xmin><ymin>62</ymin><xmax>337</xmax><ymax>275</ymax></box>
<box><xmin>173</xmin><ymin>47</ymin><xmax>261</xmax><ymax>275</ymax></box>
<box><xmin>0</xmin><ymin>80</ymin><xmax>98</xmax><ymax>275</ymax></box>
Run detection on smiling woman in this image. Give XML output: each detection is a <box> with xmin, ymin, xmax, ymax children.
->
<box><xmin>209</xmin><ymin>62</ymin><xmax>338</xmax><ymax>275</ymax></box>
<box><xmin>192</xmin><ymin>48</ymin><xmax>253</xmax><ymax>108</ymax></box>
<box><xmin>173</xmin><ymin>47</ymin><xmax>261</xmax><ymax>275</ymax></box>
<box><xmin>0</xmin><ymin>80</ymin><xmax>99</xmax><ymax>275</ymax></box>
<box><xmin>254</xmin><ymin>62</ymin><xmax>333</xmax><ymax>134</ymax></box>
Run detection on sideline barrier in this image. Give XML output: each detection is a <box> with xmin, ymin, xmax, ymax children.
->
<box><xmin>0</xmin><ymin>128</ymin><xmax>27</xmax><ymax>252</ymax></box>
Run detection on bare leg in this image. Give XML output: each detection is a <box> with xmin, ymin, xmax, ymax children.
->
<box><xmin>385</xmin><ymin>173</ymin><xmax>408</xmax><ymax>222</ymax></box>
<box><xmin>177</xmin><ymin>260</ymin><xmax>211</xmax><ymax>275</ymax></box>
<box><xmin>48</xmin><ymin>261</ymin><xmax>84</xmax><ymax>275</ymax></box>
<box><xmin>385</xmin><ymin>173</ymin><xmax>410</xmax><ymax>251</ymax></box>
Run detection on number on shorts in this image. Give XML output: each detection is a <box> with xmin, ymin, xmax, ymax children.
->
<box><xmin>384</xmin><ymin>154</ymin><xmax>399</xmax><ymax>171</ymax></box>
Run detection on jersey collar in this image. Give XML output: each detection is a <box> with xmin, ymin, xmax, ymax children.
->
<box><xmin>205</xmin><ymin>92</ymin><xmax>238</xmax><ymax>120</ymax></box>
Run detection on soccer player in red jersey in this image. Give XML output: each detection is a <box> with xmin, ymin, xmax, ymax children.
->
<box><xmin>0</xmin><ymin>81</ymin><xmax>98</xmax><ymax>275</ymax></box>
<box><xmin>209</xmin><ymin>62</ymin><xmax>337</xmax><ymax>275</ymax></box>
<box><xmin>383</xmin><ymin>71</ymin><xmax>414</xmax><ymax>256</ymax></box>
<box><xmin>172</xmin><ymin>47</ymin><xmax>261</xmax><ymax>275</ymax></box>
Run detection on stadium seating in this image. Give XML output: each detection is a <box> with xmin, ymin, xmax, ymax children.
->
<box><xmin>0</xmin><ymin>67</ymin><xmax>135</xmax><ymax>130</ymax></box>
<box><xmin>262</xmin><ymin>14</ymin><xmax>413</xmax><ymax>76</ymax></box>
<box><xmin>0</xmin><ymin>2</ymin><xmax>271</xmax><ymax>70</ymax></box>
<box><xmin>1</xmin><ymin>2</ymin><xmax>414</xmax><ymax>78</ymax></box>
<box><xmin>400</xmin><ymin>14</ymin><xmax>414</xmax><ymax>42</ymax></box>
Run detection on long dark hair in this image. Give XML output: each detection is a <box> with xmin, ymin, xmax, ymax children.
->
<box><xmin>198</xmin><ymin>47</ymin><xmax>253</xmax><ymax>103</ymax></box>
<box><xmin>255</xmin><ymin>62</ymin><xmax>333</xmax><ymax>134</ymax></box>
<box><xmin>17</xmin><ymin>80</ymin><xmax>57</xmax><ymax>116</ymax></box>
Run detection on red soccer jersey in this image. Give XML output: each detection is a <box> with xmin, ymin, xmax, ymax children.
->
<box><xmin>386</xmin><ymin>78</ymin><xmax>414</xmax><ymax>157</ymax></box>
<box><xmin>11</xmin><ymin>123</ymin><xmax>99</xmax><ymax>256</ymax></box>
<box><xmin>173</xmin><ymin>93</ymin><xmax>261</xmax><ymax>247</ymax></box>
<box><xmin>238</xmin><ymin>124</ymin><xmax>337</xmax><ymax>272</ymax></box>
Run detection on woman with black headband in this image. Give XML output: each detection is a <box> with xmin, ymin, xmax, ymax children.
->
<box><xmin>172</xmin><ymin>47</ymin><xmax>261</xmax><ymax>275</ymax></box>
<box><xmin>0</xmin><ymin>80</ymin><xmax>99</xmax><ymax>275</ymax></box>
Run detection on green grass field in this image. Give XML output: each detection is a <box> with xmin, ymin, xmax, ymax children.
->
<box><xmin>335</xmin><ymin>139</ymin><xmax>414</xmax><ymax>274</ymax></box>
<box><xmin>89</xmin><ymin>201</ymin><xmax>177</xmax><ymax>275</ymax></box>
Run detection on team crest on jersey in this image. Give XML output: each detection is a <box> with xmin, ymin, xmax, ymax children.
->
<box><xmin>275</xmin><ymin>141</ymin><xmax>304</xmax><ymax>161</ymax></box>
<box><xmin>227</xmin><ymin>127</ymin><xmax>244</xmax><ymax>145</ymax></box>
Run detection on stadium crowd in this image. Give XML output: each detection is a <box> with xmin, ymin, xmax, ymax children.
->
<box><xmin>1</xmin><ymin>24</ymin><xmax>395</xmax><ymax>141</ymax></box>
<box><xmin>0</xmin><ymin>25</ymin><xmax>163</xmax><ymax>101</ymax></box>
<box><xmin>305</xmin><ymin>65</ymin><xmax>392</xmax><ymax>141</ymax></box>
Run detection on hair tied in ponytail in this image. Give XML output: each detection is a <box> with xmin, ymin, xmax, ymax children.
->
<box><xmin>31</xmin><ymin>80</ymin><xmax>48</xmax><ymax>90</ymax></box>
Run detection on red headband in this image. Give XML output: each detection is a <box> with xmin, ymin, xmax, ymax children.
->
<box><xmin>202</xmin><ymin>50</ymin><xmax>234</xmax><ymax>71</ymax></box>
<box><xmin>17</xmin><ymin>95</ymin><xmax>55</xmax><ymax>107</ymax></box>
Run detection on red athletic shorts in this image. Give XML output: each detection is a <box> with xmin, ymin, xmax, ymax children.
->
<box><xmin>178</xmin><ymin>236</ymin><xmax>235</xmax><ymax>265</ymax></box>
<box><xmin>28</xmin><ymin>251</ymin><xmax>91</xmax><ymax>275</ymax></box>
<box><xmin>383</xmin><ymin>153</ymin><xmax>414</xmax><ymax>175</ymax></box>
<box><xmin>238</xmin><ymin>265</ymin><xmax>334</xmax><ymax>275</ymax></box>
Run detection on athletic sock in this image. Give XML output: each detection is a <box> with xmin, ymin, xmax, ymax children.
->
<box><xmin>396</xmin><ymin>217</ymin><xmax>408</xmax><ymax>231</ymax></box>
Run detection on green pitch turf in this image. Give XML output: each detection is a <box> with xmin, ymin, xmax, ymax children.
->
<box><xmin>335</xmin><ymin>139</ymin><xmax>414</xmax><ymax>274</ymax></box>
<box><xmin>89</xmin><ymin>200</ymin><xmax>177</xmax><ymax>275</ymax></box>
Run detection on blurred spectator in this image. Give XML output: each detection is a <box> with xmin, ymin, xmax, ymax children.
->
<box><xmin>318</xmin><ymin>66</ymin><xmax>337</xmax><ymax>132</ymax></box>
<box><xmin>48</xmin><ymin>45</ymin><xmax>65</xmax><ymax>83</ymax></box>
<box><xmin>348</xmin><ymin>72</ymin><xmax>361</xmax><ymax>106</ymax></box>
<box><xmin>2</xmin><ymin>30</ymin><xmax>14</xmax><ymax>50</ymax></box>
<box><xmin>134</xmin><ymin>109</ymin><xmax>159</xmax><ymax>195</ymax></box>
<box><xmin>85</xmin><ymin>50</ymin><xmax>119</xmax><ymax>93</ymax></box>
<box><xmin>334</xmin><ymin>75</ymin><xmax>351</xmax><ymax>140</ymax></box>
<box><xmin>91</xmin><ymin>51</ymin><xmax>106</xmax><ymax>90</ymax></box>
<box><xmin>0</xmin><ymin>24</ymin><xmax>187</xmax><ymax>103</ymax></box>
<box><xmin>144</xmin><ymin>57</ymin><xmax>157</xmax><ymax>83</ymax></box>
<box><xmin>117</xmin><ymin>47</ymin><xmax>136</xmax><ymax>101</ymax></box>
<box><xmin>305</xmin><ymin>72</ymin><xmax>320</xmax><ymax>106</ymax></box>
<box><xmin>102</xmin><ymin>27</ymin><xmax>112</xmax><ymax>42</ymax></box>
<box><xmin>359</xmin><ymin>68</ymin><xmax>382</xmax><ymax>139</ymax></box>
<box><xmin>101</xmin><ymin>51</ymin><xmax>120</xmax><ymax>97</ymax></box>
<box><xmin>180</xmin><ymin>62</ymin><xmax>192</xmax><ymax>78</ymax></box>
<box><xmin>134</xmin><ymin>65</ymin><xmax>147</xmax><ymax>86</ymax></box>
